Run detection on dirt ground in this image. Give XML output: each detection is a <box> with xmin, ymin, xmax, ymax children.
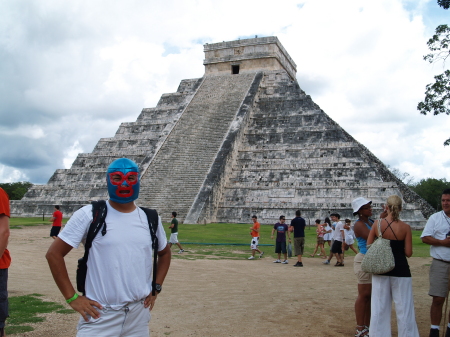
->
<box><xmin>7</xmin><ymin>225</ymin><xmax>435</xmax><ymax>336</ymax></box>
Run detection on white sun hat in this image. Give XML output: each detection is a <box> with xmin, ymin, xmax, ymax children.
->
<box><xmin>352</xmin><ymin>197</ymin><xmax>372</xmax><ymax>216</ymax></box>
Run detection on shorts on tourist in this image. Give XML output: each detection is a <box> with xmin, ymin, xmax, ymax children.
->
<box><xmin>169</xmin><ymin>233</ymin><xmax>179</xmax><ymax>244</ymax></box>
<box><xmin>331</xmin><ymin>240</ymin><xmax>343</xmax><ymax>254</ymax></box>
<box><xmin>77</xmin><ymin>299</ymin><xmax>150</xmax><ymax>337</ymax></box>
<box><xmin>251</xmin><ymin>237</ymin><xmax>259</xmax><ymax>250</ymax></box>
<box><xmin>354</xmin><ymin>253</ymin><xmax>372</xmax><ymax>284</ymax></box>
<box><xmin>294</xmin><ymin>237</ymin><xmax>305</xmax><ymax>256</ymax></box>
<box><xmin>317</xmin><ymin>237</ymin><xmax>324</xmax><ymax>245</ymax></box>
<box><xmin>50</xmin><ymin>226</ymin><xmax>61</xmax><ymax>237</ymax></box>
<box><xmin>0</xmin><ymin>269</ymin><xmax>8</xmax><ymax>327</ymax></box>
<box><xmin>275</xmin><ymin>241</ymin><xmax>287</xmax><ymax>254</ymax></box>
<box><xmin>429</xmin><ymin>258</ymin><xmax>450</xmax><ymax>298</ymax></box>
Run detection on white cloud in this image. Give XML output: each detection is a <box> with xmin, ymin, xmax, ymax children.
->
<box><xmin>0</xmin><ymin>0</ymin><xmax>449</xmax><ymax>184</ymax></box>
<box><xmin>0</xmin><ymin>164</ymin><xmax>29</xmax><ymax>183</ymax></box>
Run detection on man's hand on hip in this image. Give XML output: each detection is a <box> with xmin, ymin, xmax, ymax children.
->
<box><xmin>70</xmin><ymin>296</ymin><xmax>102</xmax><ymax>322</ymax></box>
<box><xmin>144</xmin><ymin>293</ymin><xmax>157</xmax><ymax>310</ymax></box>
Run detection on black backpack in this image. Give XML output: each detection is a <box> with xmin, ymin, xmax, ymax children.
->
<box><xmin>76</xmin><ymin>200</ymin><xmax>160</xmax><ymax>296</ymax></box>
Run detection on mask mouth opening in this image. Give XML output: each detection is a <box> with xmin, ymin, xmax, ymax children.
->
<box><xmin>116</xmin><ymin>186</ymin><xmax>134</xmax><ymax>198</ymax></box>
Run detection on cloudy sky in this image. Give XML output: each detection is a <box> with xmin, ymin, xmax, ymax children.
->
<box><xmin>0</xmin><ymin>0</ymin><xmax>449</xmax><ymax>184</ymax></box>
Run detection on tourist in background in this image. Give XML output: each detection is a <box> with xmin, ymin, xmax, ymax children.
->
<box><xmin>49</xmin><ymin>205</ymin><xmax>63</xmax><ymax>239</ymax></box>
<box><xmin>248</xmin><ymin>215</ymin><xmax>264</xmax><ymax>260</ymax></box>
<box><xmin>0</xmin><ymin>188</ymin><xmax>11</xmax><ymax>337</ymax></box>
<box><xmin>168</xmin><ymin>211</ymin><xmax>184</xmax><ymax>254</ymax></box>
<box><xmin>343</xmin><ymin>219</ymin><xmax>358</xmax><ymax>255</ymax></box>
<box><xmin>271</xmin><ymin>215</ymin><xmax>290</xmax><ymax>264</ymax></box>
<box><xmin>323</xmin><ymin>217</ymin><xmax>333</xmax><ymax>247</ymax></box>
<box><xmin>421</xmin><ymin>189</ymin><xmax>450</xmax><ymax>337</ymax></box>
<box><xmin>352</xmin><ymin>197</ymin><xmax>374</xmax><ymax>337</ymax></box>
<box><xmin>289</xmin><ymin>210</ymin><xmax>306</xmax><ymax>267</ymax></box>
<box><xmin>323</xmin><ymin>213</ymin><xmax>344</xmax><ymax>266</ymax></box>
<box><xmin>310</xmin><ymin>219</ymin><xmax>326</xmax><ymax>258</ymax></box>
<box><xmin>367</xmin><ymin>195</ymin><xmax>419</xmax><ymax>337</ymax></box>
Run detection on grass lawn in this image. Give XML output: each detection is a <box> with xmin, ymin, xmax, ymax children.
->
<box><xmin>9</xmin><ymin>218</ymin><xmax>432</xmax><ymax>258</ymax></box>
<box><xmin>162</xmin><ymin>222</ymin><xmax>432</xmax><ymax>259</ymax></box>
<box><xmin>6</xmin><ymin>294</ymin><xmax>72</xmax><ymax>335</ymax></box>
<box><xmin>9</xmin><ymin>217</ymin><xmax>68</xmax><ymax>229</ymax></box>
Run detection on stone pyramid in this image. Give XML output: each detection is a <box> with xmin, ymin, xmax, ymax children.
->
<box><xmin>11</xmin><ymin>37</ymin><xmax>434</xmax><ymax>227</ymax></box>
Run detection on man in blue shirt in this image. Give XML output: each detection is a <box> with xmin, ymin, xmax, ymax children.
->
<box><xmin>271</xmin><ymin>215</ymin><xmax>291</xmax><ymax>264</ymax></box>
<box><xmin>289</xmin><ymin>210</ymin><xmax>306</xmax><ymax>267</ymax></box>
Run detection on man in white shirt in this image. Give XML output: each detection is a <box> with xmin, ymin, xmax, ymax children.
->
<box><xmin>46</xmin><ymin>158</ymin><xmax>171</xmax><ymax>337</ymax></box>
<box><xmin>323</xmin><ymin>213</ymin><xmax>345</xmax><ymax>266</ymax></box>
<box><xmin>421</xmin><ymin>189</ymin><xmax>450</xmax><ymax>337</ymax></box>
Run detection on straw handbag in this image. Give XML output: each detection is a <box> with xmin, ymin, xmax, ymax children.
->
<box><xmin>361</xmin><ymin>220</ymin><xmax>395</xmax><ymax>274</ymax></box>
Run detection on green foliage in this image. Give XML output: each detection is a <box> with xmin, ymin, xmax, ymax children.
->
<box><xmin>410</xmin><ymin>178</ymin><xmax>450</xmax><ymax>210</ymax></box>
<box><xmin>418</xmin><ymin>3</ymin><xmax>450</xmax><ymax>145</ymax></box>
<box><xmin>424</xmin><ymin>24</ymin><xmax>450</xmax><ymax>63</ymax></box>
<box><xmin>6</xmin><ymin>293</ymin><xmax>72</xmax><ymax>334</ymax></box>
<box><xmin>417</xmin><ymin>70</ymin><xmax>450</xmax><ymax>120</ymax></box>
<box><xmin>0</xmin><ymin>181</ymin><xmax>33</xmax><ymax>200</ymax></box>
<box><xmin>438</xmin><ymin>0</ymin><xmax>450</xmax><ymax>9</ymax></box>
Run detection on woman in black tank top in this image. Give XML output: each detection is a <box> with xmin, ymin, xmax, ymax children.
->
<box><xmin>366</xmin><ymin>195</ymin><xmax>419</xmax><ymax>337</ymax></box>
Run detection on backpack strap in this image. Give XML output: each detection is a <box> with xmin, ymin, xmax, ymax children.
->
<box><xmin>140</xmin><ymin>207</ymin><xmax>159</xmax><ymax>296</ymax></box>
<box><xmin>84</xmin><ymin>200</ymin><xmax>108</xmax><ymax>263</ymax></box>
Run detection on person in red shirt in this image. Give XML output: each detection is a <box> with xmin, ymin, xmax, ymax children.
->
<box><xmin>248</xmin><ymin>215</ymin><xmax>264</xmax><ymax>260</ymax></box>
<box><xmin>49</xmin><ymin>205</ymin><xmax>63</xmax><ymax>239</ymax></box>
<box><xmin>0</xmin><ymin>187</ymin><xmax>11</xmax><ymax>337</ymax></box>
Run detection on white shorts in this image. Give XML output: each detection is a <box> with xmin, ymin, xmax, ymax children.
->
<box><xmin>251</xmin><ymin>237</ymin><xmax>259</xmax><ymax>250</ymax></box>
<box><xmin>169</xmin><ymin>233</ymin><xmax>179</xmax><ymax>244</ymax></box>
<box><xmin>77</xmin><ymin>299</ymin><xmax>150</xmax><ymax>337</ymax></box>
<box><xmin>345</xmin><ymin>238</ymin><xmax>354</xmax><ymax>245</ymax></box>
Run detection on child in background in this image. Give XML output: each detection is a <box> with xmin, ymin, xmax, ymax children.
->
<box><xmin>343</xmin><ymin>219</ymin><xmax>358</xmax><ymax>256</ymax></box>
<box><xmin>310</xmin><ymin>219</ymin><xmax>326</xmax><ymax>258</ymax></box>
<box><xmin>323</xmin><ymin>217</ymin><xmax>333</xmax><ymax>247</ymax></box>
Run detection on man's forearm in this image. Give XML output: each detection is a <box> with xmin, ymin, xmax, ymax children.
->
<box><xmin>0</xmin><ymin>215</ymin><xmax>10</xmax><ymax>258</ymax></box>
<box><xmin>46</xmin><ymin>251</ymin><xmax>77</xmax><ymax>299</ymax></box>
<box><xmin>155</xmin><ymin>245</ymin><xmax>171</xmax><ymax>285</ymax></box>
<box><xmin>422</xmin><ymin>236</ymin><xmax>450</xmax><ymax>247</ymax></box>
<box><xmin>46</xmin><ymin>239</ymin><xmax>77</xmax><ymax>299</ymax></box>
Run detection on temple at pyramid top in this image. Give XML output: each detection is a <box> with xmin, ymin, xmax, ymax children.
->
<box><xmin>11</xmin><ymin>36</ymin><xmax>435</xmax><ymax>227</ymax></box>
<box><xmin>203</xmin><ymin>36</ymin><xmax>297</xmax><ymax>80</ymax></box>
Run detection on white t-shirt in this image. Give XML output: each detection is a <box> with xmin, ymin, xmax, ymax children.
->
<box><xmin>323</xmin><ymin>224</ymin><xmax>332</xmax><ymax>241</ymax></box>
<box><xmin>59</xmin><ymin>201</ymin><xmax>168</xmax><ymax>309</ymax></box>
<box><xmin>344</xmin><ymin>227</ymin><xmax>355</xmax><ymax>245</ymax></box>
<box><xmin>333</xmin><ymin>221</ymin><xmax>344</xmax><ymax>241</ymax></box>
<box><xmin>421</xmin><ymin>211</ymin><xmax>450</xmax><ymax>261</ymax></box>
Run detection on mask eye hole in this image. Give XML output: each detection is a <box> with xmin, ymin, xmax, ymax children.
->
<box><xmin>111</xmin><ymin>174</ymin><xmax>123</xmax><ymax>183</ymax></box>
<box><xmin>109</xmin><ymin>172</ymin><xmax>125</xmax><ymax>185</ymax></box>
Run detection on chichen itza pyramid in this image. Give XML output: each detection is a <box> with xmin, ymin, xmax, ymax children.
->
<box><xmin>11</xmin><ymin>36</ymin><xmax>434</xmax><ymax>226</ymax></box>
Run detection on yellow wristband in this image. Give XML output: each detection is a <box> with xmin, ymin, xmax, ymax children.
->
<box><xmin>66</xmin><ymin>293</ymin><xmax>79</xmax><ymax>304</ymax></box>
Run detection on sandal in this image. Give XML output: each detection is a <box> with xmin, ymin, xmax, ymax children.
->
<box><xmin>310</xmin><ymin>254</ymin><xmax>314</xmax><ymax>257</ymax></box>
<box><xmin>355</xmin><ymin>325</ymin><xmax>369</xmax><ymax>337</ymax></box>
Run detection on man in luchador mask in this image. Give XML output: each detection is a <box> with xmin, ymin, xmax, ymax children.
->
<box><xmin>46</xmin><ymin>158</ymin><xmax>171</xmax><ymax>337</ymax></box>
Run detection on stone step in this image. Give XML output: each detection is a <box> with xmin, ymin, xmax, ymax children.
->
<box><xmin>139</xmin><ymin>73</ymin><xmax>257</xmax><ymax>215</ymax></box>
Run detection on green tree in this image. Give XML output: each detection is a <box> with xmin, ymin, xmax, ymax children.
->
<box><xmin>410</xmin><ymin>178</ymin><xmax>450</xmax><ymax>210</ymax></box>
<box><xmin>438</xmin><ymin>0</ymin><xmax>450</xmax><ymax>9</ymax></box>
<box><xmin>417</xmin><ymin>2</ymin><xmax>450</xmax><ymax>145</ymax></box>
<box><xmin>0</xmin><ymin>182</ymin><xmax>33</xmax><ymax>200</ymax></box>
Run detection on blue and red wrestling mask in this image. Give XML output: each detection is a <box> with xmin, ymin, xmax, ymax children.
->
<box><xmin>106</xmin><ymin>158</ymin><xmax>140</xmax><ymax>204</ymax></box>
